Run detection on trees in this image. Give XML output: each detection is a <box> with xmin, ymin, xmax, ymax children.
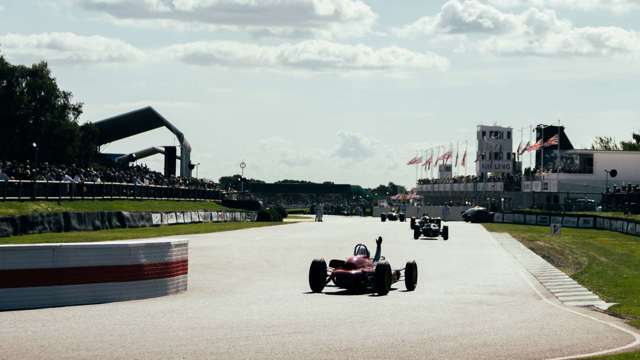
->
<box><xmin>370</xmin><ymin>182</ymin><xmax>407</xmax><ymax>199</ymax></box>
<box><xmin>591</xmin><ymin>136</ymin><xmax>620</xmax><ymax>151</ymax></box>
<box><xmin>621</xmin><ymin>133</ymin><xmax>640</xmax><ymax>151</ymax></box>
<box><xmin>591</xmin><ymin>133</ymin><xmax>640</xmax><ymax>152</ymax></box>
<box><xmin>0</xmin><ymin>55</ymin><xmax>91</xmax><ymax>164</ymax></box>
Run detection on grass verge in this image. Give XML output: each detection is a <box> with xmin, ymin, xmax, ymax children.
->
<box><xmin>521</xmin><ymin>209</ymin><xmax>640</xmax><ymax>222</ymax></box>
<box><xmin>484</xmin><ymin>223</ymin><xmax>640</xmax><ymax>359</ymax></box>
<box><xmin>0</xmin><ymin>200</ymin><xmax>229</xmax><ymax>217</ymax></box>
<box><xmin>0</xmin><ymin>222</ymin><xmax>286</xmax><ymax>245</ymax></box>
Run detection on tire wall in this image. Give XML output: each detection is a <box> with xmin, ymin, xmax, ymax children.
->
<box><xmin>0</xmin><ymin>239</ymin><xmax>189</xmax><ymax>311</ymax></box>
<box><xmin>0</xmin><ymin>210</ymin><xmax>257</xmax><ymax>238</ymax></box>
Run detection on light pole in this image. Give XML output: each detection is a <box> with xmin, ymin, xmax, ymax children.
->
<box><xmin>195</xmin><ymin>162</ymin><xmax>201</xmax><ymax>178</ymax></box>
<box><xmin>32</xmin><ymin>142</ymin><xmax>38</xmax><ymax>167</ymax></box>
<box><xmin>240</xmin><ymin>161</ymin><xmax>246</xmax><ymax>193</ymax></box>
<box><xmin>604</xmin><ymin>169</ymin><xmax>618</xmax><ymax>194</ymax></box>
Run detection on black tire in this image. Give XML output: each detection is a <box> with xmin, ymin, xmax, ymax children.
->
<box><xmin>374</xmin><ymin>261</ymin><xmax>392</xmax><ymax>296</ymax></box>
<box><xmin>442</xmin><ymin>226</ymin><xmax>449</xmax><ymax>241</ymax></box>
<box><xmin>381</xmin><ymin>214</ymin><xmax>387</xmax><ymax>222</ymax></box>
<box><xmin>413</xmin><ymin>228</ymin><xmax>420</xmax><ymax>240</ymax></box>
<box><xmin>309</xmin><ymin>259</ymin><xmax>327</xmax><ymax>293</ymax></box>
<box><xmin>404</xmin><ymin>261</ymin><xmax>418</xmax><ymax>291</ymax></box>
<box><xmin>399</xmin><ymin>214</ymin><xmax>406</xmax><ymax>222</ymax></box>
<box><xmin>410</xmin><ymin>217</ymin><xmax>416</xmax><ymax>230</ymax></box>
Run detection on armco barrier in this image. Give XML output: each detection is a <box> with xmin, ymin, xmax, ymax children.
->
<box><xmin>496</xmin><ymin>212</ymin><xmax>640</xmax><ymax>238</ymax></box>
<box><xmin>0</xmin><ymin>239</ymin><xmax>188</xmax><ymax>311</ymax></box>
<box><xmin>0</xmin><ymin>210</ymin><xmax>256</xmax><ymax>238</ymax></box>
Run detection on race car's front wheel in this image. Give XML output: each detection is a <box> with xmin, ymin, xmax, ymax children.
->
<box><xmin>380</xmin><ymin>214</ymin><xmax>387</xmax><ymax>222</ymax></box>
<box><xmin>374</xmin><ymin>261</ymin><xmax>392</xmax><ymax>296</ymax></box>
<box><xmin>442</xmin><ymin>226</ymin><xmax>449</xmax><ymax>241</ymax></box>
<box><xmin>309</xmin><ymin>259</ymin><xmax>327</xmax><ymax>293</ymax></box>
<box><xmin>404</xmin><ymin>261</ymin><xmax>418</xmax><ymax>291</ymax></box>
<box><xmin>413</xmin><ymin>228</ymin><xmax>420</xmax><ymax>240</ymax></box>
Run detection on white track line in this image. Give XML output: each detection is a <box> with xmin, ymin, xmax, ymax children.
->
<box><xmin>490</xmin><ymin>232</ymin><xmax>640</xmax><ymax>359</ymax></box>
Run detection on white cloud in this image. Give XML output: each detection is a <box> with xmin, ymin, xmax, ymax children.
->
<box><xmin>162</xmin><ymin>39</ymin><xmax>449</xmax><ymax>73</ymax></box>
<box><xmin>486</xmin><ymin>0</ymin><xmax>640</xmax><ymax>14</ymax></box>
<box><xmin>332</xmin><ymin>130</ymin><xmax>380</xmax><ymax>160</ymax></box>
<box><xmin>395</xmin><ymin>0</ymin><xmax>640</xmax><ymax>57</ymax></box>
<box><xmin>78</xmin><ymin>0</ymin><xmax>377</xmax><ymax>38</ymax></box>
<box><xmin>259</xmin><ymin>137</ymin><xmax>318</xmax><ymax>167</ymax></box>
<box><xmin>0</xmin><ymin>32</ymin><xmax>144</xmax><ymax>63</ymax></box>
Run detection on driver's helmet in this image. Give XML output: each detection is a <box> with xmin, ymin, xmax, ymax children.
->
<box><xmin>353</xmin><ymin>244</ymin><xmax>370</xmax><ymax>257</ymax></box>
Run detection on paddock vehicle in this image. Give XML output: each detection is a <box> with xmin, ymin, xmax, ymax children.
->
<box><xmin>410</xmin><ymin>216</ymin><xmax>449</xmax><ymax>240</ymax></box>
<box><xmin>308</xmin><ymin>244</ymin><xmax>418</xmax><ymax>296</ymax></box>
<box><xmin>380</xmin><ymin>212</ymin><xmax>406</xmax><ymax>222</ymax></box>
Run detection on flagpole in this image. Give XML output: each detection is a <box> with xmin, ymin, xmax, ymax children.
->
<box><xmin>465</xmin><ymin>140</ymin><xmax>468</xmax><ymax>176</ymax></box>
<box><xmin>529</xmin><ymin>125</ymin><xmax>533</xmax><ymax>176</ymax></box>
<box><xmin>557</xmin><ymin>119</ymin><xmax>561</xmax><ymax>187</ymax></box>
<box><xmin>415</xmin><ymin>152</ymin><xmax>418</xmax><ymax>184</ymax></box>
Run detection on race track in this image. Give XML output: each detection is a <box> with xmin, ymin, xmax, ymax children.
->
<box><xmin>1</xmin><ymin>216</ymin><xmax>638</xmax><ymax>360</ymax></box>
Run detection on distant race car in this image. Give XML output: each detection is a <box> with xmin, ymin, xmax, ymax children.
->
<box><xmin>380</xmin><ymin>212</ymin><xmax>406</xmax><ymax>222</ymax></box>
<box><xmin>308</xmin><ymin>243</ymin><xmax>418</xmax><ymax>296</ymax></box>
<box><xmin>461</xmin><ymin>207</ymin><xmax>494</xmax><ymax>223</ymax></box>
<box><xmin>410</xmin><ymin>216</ymin><xmax>449</xmax><ymax>240</ymax></box>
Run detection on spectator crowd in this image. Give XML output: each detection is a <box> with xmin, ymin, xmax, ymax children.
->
<box><xmin>418</xmin><ymin>173</ymin><xmax>521</xmax><ymax>186</ymax></box>
<box><xmin>0</xmin><ymin>161</ymin><xmax>218</xmax><ymax>189</ymax></box>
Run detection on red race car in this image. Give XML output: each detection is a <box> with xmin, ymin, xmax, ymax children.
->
<box><xmin>308</xmin><ymin>241</ymin><xmax>418</xmax><ymax>296</ymax></box>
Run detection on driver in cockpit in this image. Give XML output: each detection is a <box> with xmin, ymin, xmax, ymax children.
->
<box><xmin>353</xmin><ymin>236</ymin><xmax>383</xmax><ymax>263</ymax></box>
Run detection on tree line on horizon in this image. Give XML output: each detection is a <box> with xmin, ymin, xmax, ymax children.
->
<box><xmin>218</xmin><ymin>174</ymin><xmax>407</xmax><ymax>199</ymax></box>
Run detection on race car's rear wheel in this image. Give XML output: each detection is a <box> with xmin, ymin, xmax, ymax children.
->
<box><xmin>413</xmin><ymin>228</ymin><xmax>420</xmax><ymax>240</ymax></box>
<box><xmin>309</xmin><ymin>259</ymin><xmax>327</xmax><ymax>293</ymax></box>
<box><xmin>380</xmin><ymin>214</ymin><xmax>387</xmax><ymax>222</ymax></box>
<box><xmin>442</xmin><ymin>226</ymin><xmax>449</xmax><ymax>241</ymax></box>
<box><xmin>399</xmin><ymin>214</ymin><xmax>406</xmax><ymax>222</ymax></box>
<box><xmin>410</xmin><ymin>217</ymin><xmax>416</xmax><ymax>230</ymax></box>
<box><xmin>374</xmin><ymin>261</ymin><xmax>392</xmax><ymax>296</ymax></box>
<box><xmin>404</xmin><ymin>261</ymin><xmax>418</xmax><ymax>291</ymax></box>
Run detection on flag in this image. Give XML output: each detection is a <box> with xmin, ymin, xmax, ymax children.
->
<box><xmin>424</xmin><ymin>152</ymin><xmax>434</xmax><ymax>170</ymax></box>
<box><xmin>543</xmin><ymin>134</ymin><xmax>559</xmax><ymax>148</ymax></box>
<box><xmin>519</xmin><ymin>141</ymin><xmax>530</xmax><ymax>155</ymax></box>
<box><xmin>455</xmin><ymin>150</ymin><xmax>459</xmax><ymax>167</ymax></box>
<box><xmin>438</xmin><ymin>150</ymin><xmax>453</xmax><ymax>164</ymax></box>
<box><xmin>516</xmin><ymin>141</ymin><xmax>523</xmax><ymax>155</ymax></box>
<box><xmin>461</xmin><ymin>149</ymin><xmax>467</xmax><ymax>167</ymax></box>
<box><xmin>406</xmin><ymin>155</ymin><xmax>422</xmax><ymax>165</ymax></box>
<box><xmin>527</xmin><ymin>139</ymin><xmax>543</xmax><ymax>152</ymax></box>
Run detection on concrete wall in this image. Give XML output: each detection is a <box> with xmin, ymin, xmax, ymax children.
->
<box><xmin>374</xmin><ymin>206</ymin><xmax>467</xmax><ymax>221</ymax></box>
<box><xmin>0</xmin><ymin>239</ymin><xmax>188</xmax><ymax>311</ymax></box>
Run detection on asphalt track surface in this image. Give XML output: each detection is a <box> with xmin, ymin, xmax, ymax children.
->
<box><xmin>1</xmin><ymin>216</ymin><xmax>639</xmax><ymax>360</ymax></box>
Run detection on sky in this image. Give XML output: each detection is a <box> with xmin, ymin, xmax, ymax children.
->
<box><xmin>1</xmin><ymin>0</ymin><xmax>639</xmax><ymax>188</ymax></box>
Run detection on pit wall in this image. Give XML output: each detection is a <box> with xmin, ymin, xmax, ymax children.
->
<box><xmin>494</xmin><ymin>212</ymin><xmax>640</xmax><ymax>237</ymax></box>
<box><xmin>0</xmin><ymin>239</ymin><xmax>188</xmax><ymax>311</ymax></box>
<box><xmin>0</xmin><ymin>210</ymin><xmax>256</xmax><ymax>238</ymax></box>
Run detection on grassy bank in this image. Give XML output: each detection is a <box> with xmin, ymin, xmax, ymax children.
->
<box><xmin>0</xmin><ymin>200</ymin><xmax>228</xmax><ymax>217</ymax></box>
<box><xmin>484</xmin><ymin>223</ymin><xmax>640</xmax><ymax>359</ymax></box>
<box><xmin>521</xmin><ymin>209</ymin><xmax>640</xmax><ymax>222</ymax></box>
<box><xmin>0</xmin><ymin>222</ymin><xmax>286</xmax><ymax>245</ymax></box>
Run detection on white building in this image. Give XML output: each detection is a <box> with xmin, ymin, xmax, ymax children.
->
<box><xmin>476</xmin><ymin>125</ymin><xmax>514</xmax><ymax>177</ymax></box>
<box><xmin>522</xmin><ymin>150</ymin><xmax>640</xmax><ymax>194</ymax></box>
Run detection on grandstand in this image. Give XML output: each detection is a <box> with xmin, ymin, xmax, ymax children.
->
<box><xmin>415</xmin><ymin>124</ymin><xmax>640</xmax><ymax>212</ymax></box>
